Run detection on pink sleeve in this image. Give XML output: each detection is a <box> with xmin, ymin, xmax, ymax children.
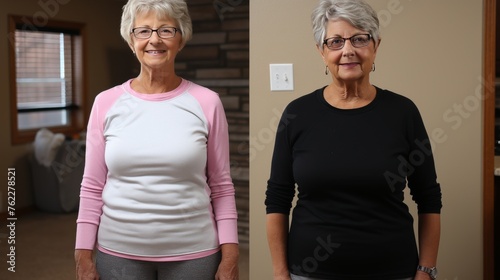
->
<box><xmin>192</xmin><ymin>87</ymin><xmax>239</xmax><ymax>245</ymax></box>
<box><xmin>75</xmin><ymin>90</ymin><xmax>118</xmax><ymax>250</ymax></box>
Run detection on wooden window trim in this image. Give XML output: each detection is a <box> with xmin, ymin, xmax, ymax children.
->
<box><xmin>483</xmin><ymin>0</ymin><xmax>496</xmax><ymax>279</ymax></box>
<box><xmin>8</xmin><ymin>14</ymin><xmax>87</xmax><ymax>145</ymax></box>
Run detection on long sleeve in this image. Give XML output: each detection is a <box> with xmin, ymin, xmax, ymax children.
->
<box><xmin>265</xmin><ymin>105</ymin><xmax>296</xmax><ymax>215</ymax></box>
<box><xmin>75</xmin><ymin>93</ymin><xmax>111</xmax><ymax>250</ymax></box>
<box><xmin>406</xmin><ymin>103</ymin><xmax>442</xmax><ymax>214</ymax></box>
<box><xmin>191</xmin><ymin>86</ymin><xmax>239</xmax><ymax>245</ymax></box>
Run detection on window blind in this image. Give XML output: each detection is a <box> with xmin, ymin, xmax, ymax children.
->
<box><xmin>15</xmin><ymin>30</ymin><xmax>73</xmax><ymax>110</ymax></box>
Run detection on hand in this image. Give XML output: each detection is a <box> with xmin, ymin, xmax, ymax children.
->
<box><xmin>215</xmin><ymin>243</ymin><xmax>239</xmax><ymax>280</ymax></box>
<box><xmin>271</xmin><ymin>262</ymin><xmax>291</xmax><ymax>280</ymax></box>
<box><xmin>215</xmin><ymin>257</ymin><xmax>239</xmax><ymax>280</ymax></box>
<box><xmin>75</xmin><ymin>249</ymin><xmax>99</xmax><ymax>280</ymax></box>
<box><xmin>414</xmin><ymin>270</ymin><xmax>432</xmax><ymax>280</ymax></box>
<box><xmin>273</xmin><ymin>274</ymin><xmax>292</xmax><ymax>280</ymax></box>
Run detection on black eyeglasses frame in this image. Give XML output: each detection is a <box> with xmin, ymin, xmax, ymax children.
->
<box><xmin>322</xmin><ymin>34</ymin><xmax>373</xmax><ymax>50</ymax></box>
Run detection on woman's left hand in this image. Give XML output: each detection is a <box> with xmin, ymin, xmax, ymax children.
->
<box><xmin>215</xmin><ymin>243</ymin><xmax>239</xmax><ymax>280</ymax></box>
<box><xmin>414</xmin><ymin>270</ymin><xmax>432</xmax><ymax>280</ymax></box>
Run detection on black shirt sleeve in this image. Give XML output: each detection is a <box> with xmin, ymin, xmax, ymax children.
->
<box><xmin>265</xmin><ymin>103</ymin><xmax>297</xmax><ymax>215</ymax></box>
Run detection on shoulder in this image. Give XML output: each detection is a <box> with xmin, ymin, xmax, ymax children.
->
<box><xmin>93</xmin><ymin>81</ymin><xmax>129</xmax><ymax>105</ymax></box>
<box><xmin>285</xmin><ymin>87</ymin><xmax>325</xmax><ymax>112</ymax></box>
<box><xmin>376</xmin><ymin>87</ymin><xmax>417</xmax><ymax>107</ymax></box>
<box><xmin>182</xmin><ymin>80</ymin><xmax>226</xmax><ymax>121</ymax></box>
<box><xmin>185</xmin><ymin>80</ymin><xmax>222</xmax><ymax>104</ymax></box>
<box><xmin>374</xmin><ymin>87</ymin><xmax>428</xmax><ymax>132</ymax></box>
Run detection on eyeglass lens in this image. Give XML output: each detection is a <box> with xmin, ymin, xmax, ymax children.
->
<box><xmin>132</xmin><ymin>27</ymin><xmax>176</xmax><ymax>39</ymax></box>
<box><xmin>325</xmin><ymin>34</ymin><xmax>371</xmax><ymax>50</ymax></box>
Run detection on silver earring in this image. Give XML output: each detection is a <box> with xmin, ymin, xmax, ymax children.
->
<box><xmin>325</xmin><ymin>66</ymin><xmax>329</xmax><ymax>75</ymax></box>
<box><xmin>372</xmin><ymin>63</ymin><xmax>376</xmax><ymax>72</ymax></box>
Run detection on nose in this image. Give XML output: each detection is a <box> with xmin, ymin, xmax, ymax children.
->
<box><xmin>342</xmin><ymin>40</ymin><xmax>355</xmax><ymax>57</ymax></box>
<box><xmin>149</xmin><ymin>30</ymin><xmax>163</xmax><ymax>44</ymax></box>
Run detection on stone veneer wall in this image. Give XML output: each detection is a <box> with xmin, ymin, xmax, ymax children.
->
<box><xmin>176</xmin><ymin>0</ymin><xmax>249</xmax><ymax>245</ymax></box>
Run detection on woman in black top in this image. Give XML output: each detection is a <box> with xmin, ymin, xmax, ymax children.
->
<box><xmin>265</xmin><ymin>1</ymin><xmax>442</xmax><ymax>280</ymax></box>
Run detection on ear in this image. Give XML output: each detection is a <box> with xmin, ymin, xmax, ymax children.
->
<box><xmin>317</xmin><ymin>44</ymin><xmax>328</xmax><ymax>65</ymax></box>
<box><xmin>371</xmin><ymin>39</ymin><xmax>381</xmax><ymax>67</ymax></box>
<box><xmin>128</xmin><ymin>40</ymin><xmax>135</xmax><ymax>54</ymax></box>
<box><xmin>373</xmin><ymin>38</ymin><xmax>381</xmax><ymax>54</ymax></box>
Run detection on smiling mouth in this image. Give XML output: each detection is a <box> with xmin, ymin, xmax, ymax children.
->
<box><xmin>340</xmin><ymin>63</ymin><xmax>359</xmax><ymax>66</ymax></box>
<box><xmin>339</xmin><ymin>63</ymin><xmax>361</xmax><ymax>69</ymax></box>
<box><xmin>145</xmin><ymin>50</ymin><xmax>166</xmax><ymax>54</ymax></box>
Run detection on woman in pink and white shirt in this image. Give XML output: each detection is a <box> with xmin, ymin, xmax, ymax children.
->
<box><xmin>74</xmin><ymin>1</ymin><xmax>239</xmax><ymax>279</ymax></box>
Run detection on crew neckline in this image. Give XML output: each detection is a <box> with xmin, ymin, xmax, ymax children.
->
<box><xmin>317</xmin><ymin>85</ymin><xmax>381</xmax><ymax>114</ymax></box>
<box><xmin>123</xmin><ymin>78</ymin><xmax>190</xmax><ymax>101</ymax></box>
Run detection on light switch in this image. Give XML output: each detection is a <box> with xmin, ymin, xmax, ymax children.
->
<box><xmin>270</xmin><ymin>64</ymin><xmax>294</xmax><ymax>91</ymax></box>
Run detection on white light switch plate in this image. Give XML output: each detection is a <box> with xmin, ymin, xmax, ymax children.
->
<box><xmin>270</xmin><ymin>64</ymin><xmax>294</xmax><ymax>91</ymax></box>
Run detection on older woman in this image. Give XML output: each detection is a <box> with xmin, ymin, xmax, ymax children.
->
<box><xmin>265</xmin><ymin>0</ymin><xmax>441</xmax><ymax>280</ymax></box>
<box><xmin>74</xmin><ymin>0</ymin><xmax>239</xmax><ymax>279</ymax></box>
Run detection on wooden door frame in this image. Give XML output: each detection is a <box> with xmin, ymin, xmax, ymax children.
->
<box><xmin>484</xmin><ymin>0</ymin><xmax>495</xmax><ymax>279</ymax></box>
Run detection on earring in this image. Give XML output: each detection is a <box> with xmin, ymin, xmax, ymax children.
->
<box><xmin>371</xmin><ymin>63</ymin><xmax>376</xmax><ymax>72</ymax></box>
<box><xmin>325</xmin><ymin>66</ymin><xmax>329</xmax><ymax>75</ymax></box>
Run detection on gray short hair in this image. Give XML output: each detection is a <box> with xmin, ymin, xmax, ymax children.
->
<box><xmin>311</xmin><ymin>0</ymin><xmax>380</xmax><ymax>47</ymax></box>
<box><xmin>120</xmin><ymin>0</ymin><xmax>192</xmax><ymax>48</ymax></box>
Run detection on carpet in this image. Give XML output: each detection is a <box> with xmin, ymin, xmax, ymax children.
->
<box><xmin>0</xmin><ymin>211</ymin><xmax>249</xmax><ymax>280</ymax></box>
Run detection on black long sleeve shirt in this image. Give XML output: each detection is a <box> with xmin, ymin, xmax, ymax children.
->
<box><xmin>265</xmin><ymin>86</ymin><xmax>442</xmax><ymax>280</ymax></box>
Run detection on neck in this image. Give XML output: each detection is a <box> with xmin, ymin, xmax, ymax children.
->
<box><xmin>134</xmin><ymin>67</ymin><xmax>180</xmax><ymax>94</ymax></box>
<box><xmin>332</xmin><ymin>79</ymin><xmax>372</xmax><ymax>100</ymax></box>
<box><xmin>325</xmin><ymin>79</ymin><xmax>375</xmax><ymax>109</ymax></box>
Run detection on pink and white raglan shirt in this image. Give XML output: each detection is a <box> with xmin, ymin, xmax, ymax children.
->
<box><xmin>75</xmin><ymin>79</ymin><xmax>238</xmax><ymax>261</ymax></box>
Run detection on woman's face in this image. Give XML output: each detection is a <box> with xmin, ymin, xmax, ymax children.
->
<box><xmin>319</xmin><ymin>19</ymin><xmax>379</xmax><ymax>84</ymax></box>
<box><xmin>130</xmin><ymin>11</ymin><xmax>182</xmax><ymax>72</ymax></box>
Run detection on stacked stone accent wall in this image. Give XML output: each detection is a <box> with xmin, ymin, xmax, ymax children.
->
<box><xmin>177</xmin><ymin>0</ymin><xmax>249</xmax><ymax>245</ymax></box>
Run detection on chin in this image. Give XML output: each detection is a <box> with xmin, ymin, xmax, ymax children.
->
<box><xmin>144</xmin><ymin>61</ymin><xmax>171</xmax><ymax>69</ymax></box>
<box><xmin>337</xmin><ymin>75</ymin><xmax>364</xmax><ymax>83</ymax></box>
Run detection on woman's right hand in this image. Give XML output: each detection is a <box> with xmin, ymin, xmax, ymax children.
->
<box><xmin>267</xmin><ymin>213</ymin><xmax>292</xmax><ymax>280</ymax></box>
<box><xmin>273</xmin><ymin>273</ymin><xmax>292</xmax><ymax>280</ymax></box>
<box><xmin>75</xmin><ymin>249</ymin><xmax>99</xmax><ymax>280</ymax></box>
<box><xmin>272</xmin><ymin>268</ymin><xmax>292</xmax><ymax>280</ymax></box>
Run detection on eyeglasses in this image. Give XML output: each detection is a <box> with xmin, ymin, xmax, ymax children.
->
<box><xmin>131</xmin><ymin>26</ymin><xmax>179</xmax><ymax>39</ymax></box>
<box><xmin>323</xmin><ymin>34</ymin><xmax>372</xmax><ymax>50</ymax></box>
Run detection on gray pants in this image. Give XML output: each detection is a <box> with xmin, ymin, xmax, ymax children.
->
<box><xmin>96</xmin><ymin>250</ymin><xmax>221</xmax><ymax>280</ymax></box>
<box><xmin>290</xmin><ymin>274</ymin><xmax>413</xmax><ymax>280</ymax></box>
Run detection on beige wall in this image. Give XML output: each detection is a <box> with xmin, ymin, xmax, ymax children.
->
<box><xmin>0</xmin><ymin>0</ymin><xmax>132</xmax><ymax>211</ymax></box>
<box><xmin>250</xmin><ymin>0</ymin><xmax>484</xmax><ymax>279</ymax></box>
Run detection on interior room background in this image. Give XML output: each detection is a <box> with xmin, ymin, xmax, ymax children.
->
<box><xmin>0</xmin><ymin>0</ymin><xmax>249</xmax><ymax>245</ymax></box>
<box><xmin>1</xmin><ymin>0</ymin><xmax>495</xmax><ymax>279</ymax></box>
<box><xmin>250</xmin><ymin>0</ymin><xmax>486</xmax><ymax>279</ymax></box>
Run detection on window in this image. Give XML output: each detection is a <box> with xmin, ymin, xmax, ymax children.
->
<box><xmin>8</xmin><ymin>15</ymin><xmax>86</xmax><ymax>144</ymax></box>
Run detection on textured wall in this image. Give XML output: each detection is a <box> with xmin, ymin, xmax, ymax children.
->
<box><xmin>178</xmin><ymin>0</ymin><xmax>249</xmax><ymax>245</ymax></box>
